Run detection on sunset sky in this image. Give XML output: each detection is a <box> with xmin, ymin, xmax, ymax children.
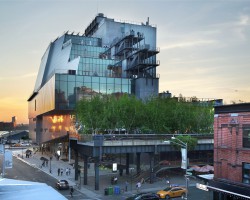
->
<box><xmin>0</xmin><ymin>0</ymin><xmax>250</xmax><ymax>124</ymax></box>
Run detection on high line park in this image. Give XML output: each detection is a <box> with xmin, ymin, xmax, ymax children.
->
<box><xmin>70</xmin><ymin>133</ymin><xmax>214</xmax><ymax>190</ymax></box>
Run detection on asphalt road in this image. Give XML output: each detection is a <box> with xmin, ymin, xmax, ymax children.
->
<box><xmin>1</xmin><ymin>155</ymin><xmax>89</xmax><ymax>199</ymax></box>
<box><xmin>0</xmin><ymin>152</ymin><xmax>213</xmax><ymax>200</ymax></box>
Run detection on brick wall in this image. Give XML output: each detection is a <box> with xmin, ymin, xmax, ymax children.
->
<box><xmin>214</xmin><ymin>111</ymin><xmax>250</xmax><ymax>183</ymax></box>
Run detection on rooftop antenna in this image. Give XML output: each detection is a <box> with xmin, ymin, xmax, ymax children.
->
<box><xmin>146</xmin><ymin>17</ymin><xmax>149</xmax><ymax>25</ymax></box>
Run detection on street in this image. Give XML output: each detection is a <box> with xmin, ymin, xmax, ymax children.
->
<box><xmin>0</xmin><ymin>153</ymin><xmax>88</xmax><ymax>199</ymax></box>
<box><xmin>0</xmin><ymin>150</ymin><xmax>213</xmax><ymax>200</ymax></box>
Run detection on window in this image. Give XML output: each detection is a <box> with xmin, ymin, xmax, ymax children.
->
<box><xmin>243</xmin><ymin>162</ymin><xmax>250</xmax><ymax>184</ymax></box>
<box><xmin>243</xmin><ymin>127</ymin><xmax>250</xmax><ymax>148</ymax></box>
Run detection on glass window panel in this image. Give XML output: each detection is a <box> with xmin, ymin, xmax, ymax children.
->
<box><xmin>55</xmin><ymin>74</ymin><xmax>60</xmax><ymax>81</ymax></box>
<box><xmin>84</xmin><ymin>82</ymin><xmax>91</xmax><ymax>89</ymax></box>
<box><xmin>92</xmin><ymin>77</ymin><xmax>99</xmax><ymax>83</ymax></box>
<box><xmin>100</xmin><ymin>83</ymin><xmax>106</xmax><ymax>94</ymax></box>
<box><xmin>76</xmin><ymin>76</ymin><xmax>83</xmax><ymax>82</ymax></box>
<box><xmin>115</xmin><ymin>84</ymin><xmax>121</xmax><ymax>93</ymax></box>
<box><xmin>243</xmin><ymin>162</ymin><xmax>250</xmax><ymax>184</ymax></box>
<box><xmin>122</xmin><ymin>84</ymin><xmax>129</xmax><ymax>93</ymax></box>
<box><xmin>107</xmin><ymin>78</ymin><xmax>114</xmax><ymax>84</ymax></box>
<box><xmin>92</xmin><ymin>82</ymin><xmax>99</xmax><ymax>93</ymax></box>
<box><xmin>122</xmin><ymin>79</ymin><xmax>129</xmax><ymax>85</ymax></box>
<box><xmin>243</xmin><ymin>128</ymin><xmax>250</xmax><ymax>148</ymax></box>
<box><xmin>68</xmin><ymin>75</ymin><xmax>75</xmax><ymax>82</ymax></box>
<box><xmin>107</xmin><ymin>84</ymin><xmax>114</xmax><ymax>94</ymax></box>
<box><xmin>84</xmin><ymin>76</ymin><xmax>91</xmax><ymax>83</ymax></box>
<box><xmin>55</xmin><ymin>80</ymin><xmax>60</xmax><ymax>90</ymax></box>
<box><xmin>60</xmin><ymin>74</ymin><xmax>68</xmax><ymax>81</ymax></box>
<box><xmin>100</xmin><ymin>77</ymin><xmax>106</xmax><ymax>84</ymax></box>
<box><xmin>68</xmin><ymin>81</ymin><xmax>75</xmax><ymax>98</ymax></box>
<box><xmin>115</xmin><ymin>78</ymin><xmax>121</xmax><ymax>84</ymax></box>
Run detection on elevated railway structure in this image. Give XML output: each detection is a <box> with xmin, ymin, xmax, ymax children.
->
<box><xmin>70</xmin><ymin>134</ymin><xmax>214</xmax><ymax>190</ymax></box>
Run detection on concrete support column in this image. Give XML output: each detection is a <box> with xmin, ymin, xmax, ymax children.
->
<box><xmin>94</xmin><ymin>157</ymin><xmax>100</xmax><ymax>190</ymax></box>
<box><xmin>126</xmin><ymin>153</ymin><xmax>130</xmax><ymax>175</ymax></box>
<box><xmin>74</xmin><ymin>150</ymin><xmax>79</xmax><ymax>181</ymax></box>
<box><xmin>136</xmin><ymin>152</ymin><xmax>141</xmax><ymax>174</ymax></box>
<box><xmin>149</xmin><ymin>152</ymin><xmax>154</xmax><ymax>184</ymax></box>
<box><xmin>84</xmin><ymin>155</ymin><xmax>88</xmax><ymax>185</ymax></box>
<box><xmin>68</xmin><ymin>145</ymin><xmax>71</xmax><ymax>164</ymax></box>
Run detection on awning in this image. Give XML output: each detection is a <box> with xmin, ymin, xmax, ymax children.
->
<box><xmin>208</xmin><ymin>179</ymin><xmax>250</xmax><ymax>199</ymax></box>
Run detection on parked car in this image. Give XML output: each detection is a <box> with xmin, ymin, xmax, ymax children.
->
<box><xmin>20</xmin><ymin>142</ymin><xmax>31</xmax><ymax>146</ymax></box>
<box><xmin>12</xmin><ymin>143</ymin><xmax>21</xmax><ymax>147</ymax></box>
<box><xmin>55</xmin><ymin>180</ymin><xmax>69</xmax><ymax>190</ymax></box>
<box><xmin>126</xmin><ymin>192</ymin><xmax>160</xmax><ymax>200</ymax></box>
<box><xmin>157</xmin><ymin>186</ymin><xmax>187</xmax><ymax>199</ymax></box>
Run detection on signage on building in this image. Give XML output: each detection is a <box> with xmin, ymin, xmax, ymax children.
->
<box><xmin>5</xmin><ymin>150</ymin><xmax>13</xmax><ymax>168</ymax></box>
<box><xmin>112</xmin><ymin>163</ymin><xmax>117</xmax><ymax>172</ymax></box>
<box><xmin>181</xmin><ymin>148</ymin><xmax>187</xmax><ymax>170</ymax></box>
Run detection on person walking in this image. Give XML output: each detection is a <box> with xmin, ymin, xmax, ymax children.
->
<box><xmin>70</xmin><ymin>187</ymin><xmax>74</xmax><ymax>197</ymax></box>
<box><xmin>60</xmin><ymin>168</ymin><xmax>63</xmax><ymax>176</ymax></box>
<box><xmin>136</xmin><ymin>182</ymin><xmax>141</xmax><ymax>192</ymax></box>
<box><xmin>125</xmin><ymin>181</ymin><xmax>128</xmax><ymax>192</ymax></box>
<box><xmin>57</xmin><ymin>168</ymin><xmax>60</xmax><ymax>176</ymax></box>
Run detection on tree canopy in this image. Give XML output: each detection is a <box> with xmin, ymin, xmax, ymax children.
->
<box><xmin>76</xmin><ymin>94</ymin><xmax>214</xmax><ymax>134</ymax></box>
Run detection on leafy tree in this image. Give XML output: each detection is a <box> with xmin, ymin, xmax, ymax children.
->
<box><xmin>75</xmin><ymin>94</ymin><xmax>214</xmax><ymax>135</ymax></box>
<box><xmin>171</xmin><ymin>135</ymin><xmax>198</xmax><ymax>151</ymax></box>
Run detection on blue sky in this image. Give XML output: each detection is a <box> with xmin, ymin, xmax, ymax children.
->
<box><xmin>0</xmin><ymin>0</ymin><xmax>250</xmax><ymax>123</ymax></box>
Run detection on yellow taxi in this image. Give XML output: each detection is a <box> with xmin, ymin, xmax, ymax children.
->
<box><xmin>157</xmin><ymin>186</ymin><xmax>187</xmax><ymax>199</ymax></box>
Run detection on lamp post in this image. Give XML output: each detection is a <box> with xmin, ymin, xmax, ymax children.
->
<box><xmin>170</xmin><ymin>136</ymin><xmax>189</xmax><ymax>200</ymax></box>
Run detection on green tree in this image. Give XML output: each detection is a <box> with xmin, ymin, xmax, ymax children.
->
<box><xmin>171</xmin><ymin>135</ymin><xmax>198</xmax><ymax>151</ymax></box>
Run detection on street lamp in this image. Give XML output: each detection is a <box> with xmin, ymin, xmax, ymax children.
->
<box><xmin>170</xmin><ymin>136</ymin><xmax>189</xmax><ymax>200</ymax></box>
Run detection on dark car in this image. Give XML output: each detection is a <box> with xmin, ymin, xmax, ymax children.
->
<box><xmin>55</xmin><ymin>180</ymin><xmax>70</xmax><ymax>190</ymax></box>
<box><xmin>126</xmin><ymin>192</ymin><xmax>160</xmax><ymax>200</ymax></box>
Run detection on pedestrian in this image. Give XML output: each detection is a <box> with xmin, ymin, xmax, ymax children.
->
<box><xmin>125</xmin><ymin>181</ymin><xmax>128</xmax><ymax>192</ymax></box>
<box><xmin>136</xmin><ymin>182</ymin><xmax>141</xmax><ymax>192</ymax></box>
<box><xmin>69</xmin><ymin>168</ymin><xmax>71</xmax><ymax>175</ymax></box>
<box><xmin>57</xmin><ymin>168</ymin><xmax>60</xmax><ymax>176</ymax></box>
<box><xmin>70</xmin><ymin>187</ymin><xmax>74</xmax><ymax>197</ymax></box>
<box><xmin>166</xmin><ymin>176</ymin><xmax>170</xmax><ymax>187</ymax></box>
<box><xmin>61</xmin><ymin>168</ymin><xmax>63</xmax><ymax>176</ymax></box>
<box><xmin>66</xmin><ymin>168</ymin><xmax>69</xmax><ymax>176</ymax></box>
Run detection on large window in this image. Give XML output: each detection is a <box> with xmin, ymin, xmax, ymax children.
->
<box><xmin>243</xmin><ymin>162</ymin><xmax>250</xmax><ymax>184</ymax></box>
<box><xmin>243</xmin><ymin>126</ymin><xmax>250</xmax><ymax>148</ymax></box>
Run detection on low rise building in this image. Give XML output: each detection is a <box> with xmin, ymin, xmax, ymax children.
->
<box><xmin>210</xmin><ymin>103</ymin><xmax>250</xmax><ymax>199</ymax></box>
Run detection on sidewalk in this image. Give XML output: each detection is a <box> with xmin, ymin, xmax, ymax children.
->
<box><xmin>11</xmin><ymin>147</ymin><xmax>201</xmax><ymax>199</ymax></box>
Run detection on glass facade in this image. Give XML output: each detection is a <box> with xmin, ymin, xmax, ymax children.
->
<box><xmin>55</xmin><ymin>74</ymin><xmax>130</xmax><ymax>110</ymax></box>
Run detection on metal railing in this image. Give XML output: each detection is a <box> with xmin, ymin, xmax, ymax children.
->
<box><xmin>77</xmin><ymin>133</ymin><xmax>214</xmax><ymax>144</ymax></box>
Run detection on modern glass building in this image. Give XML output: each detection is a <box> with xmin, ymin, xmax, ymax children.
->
<box><xmin>28</xmin><ymin>13</ymin><xmax>160</xmax><ymax>145</ymax></box>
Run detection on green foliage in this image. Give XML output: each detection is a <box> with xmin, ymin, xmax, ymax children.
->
<box><xmin>171</xmin><ymin>135</ymin><xmax>198</xmax><ymax>151</ymax></box>
<box><xmin>75</xmin><ymin>94</ymin><xmax>214</xmax><ymax>134</ymax></box>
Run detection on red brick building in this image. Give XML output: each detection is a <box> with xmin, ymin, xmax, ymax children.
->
<box><xmin>209</xmin><ymin>103</ymin><xmax>250</xmax><ymax>199</ymax></box>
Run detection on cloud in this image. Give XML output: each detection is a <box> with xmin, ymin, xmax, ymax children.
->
<box><xmin>161</xmin><ymin>39</ymin><xmax>216</xmax><ymax>50</ymax></box>
<box><xmin>0</xmin><ymin>73</ymin><xmax>37</xmax><ymax>81</ymax></box>
<box><xmin>239</xmin><ymin>14</ymin><xmax>250</xmax><ymax>26</ymax></box>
